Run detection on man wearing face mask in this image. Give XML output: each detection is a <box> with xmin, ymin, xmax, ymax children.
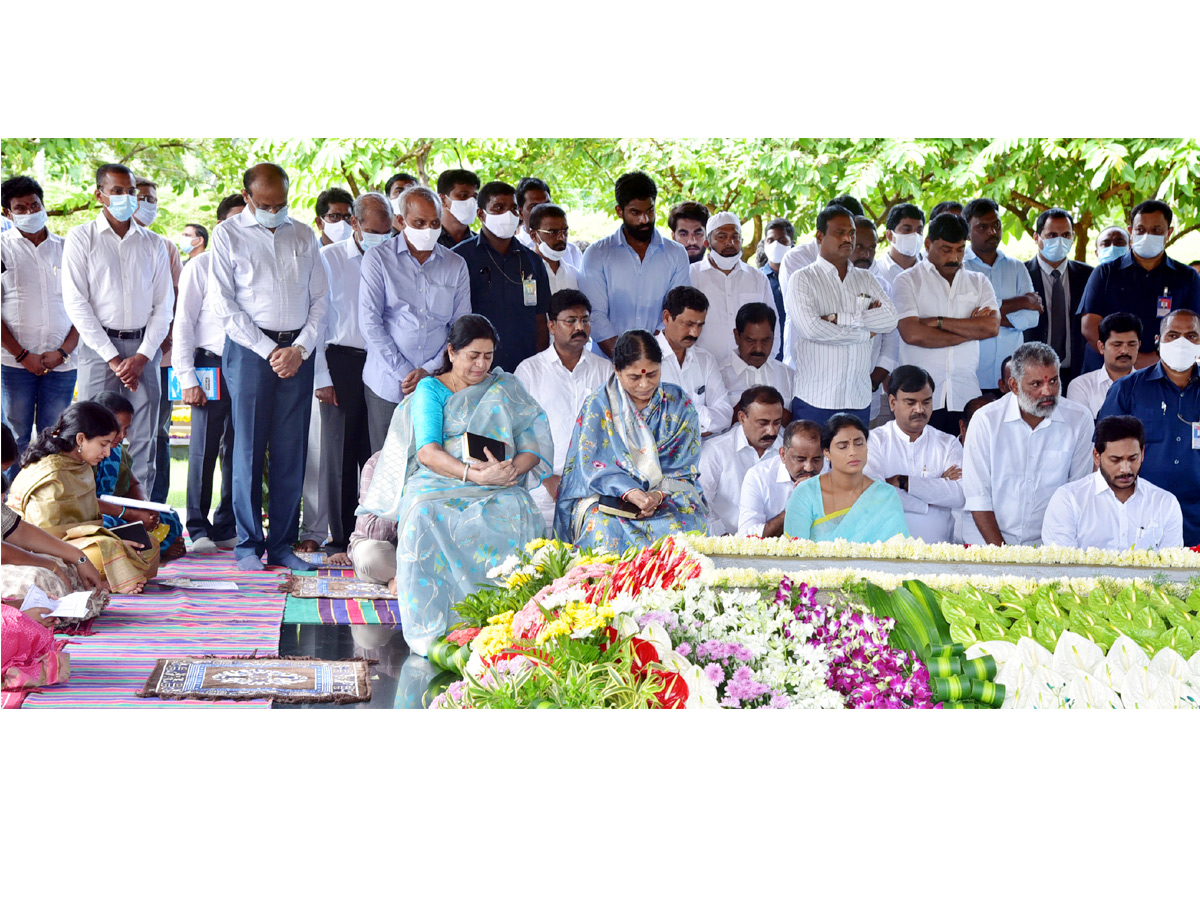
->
<box><xmin>1098</xmin><ymin>309</ymin><xmax>1200</xmax><ymax>546</ymax></box>
<box><xmin>359</xmin><ymin>185</ymin><xmax>471</xmax><ymax>453</ymax></box>
<box><xmin>699</xmin><ymin>386</ymin><xmax>785</xmax><ymax>535</ymax></box>
<box><xmin>877</xmin><ymin>203</ymin><xmax>925</xmax><ymax>289</ymax></box>
<box><xmin>436</xmin><ymin>168</ymin><xmax>481</xmax><ymax>249</ymax></box>
<box><xmin>689</xmin><ymin>211</ymin><xmax>778</xmax><ymax>365</ymax></box>
<box><xmin>207</xmin><ymin>163</ymin><xmax>329</xmax><ymax>572</ymax></box>
<box><xmin>669</xmin><ymin>201</ymin><xmax>710</xmax><ymax>265</ymax></box>
<box><xmin>1079</xmin><ymin>200</ymin><xmax>1200</xmax><ymax>375</ymax></box>
<box><xmin>526</xmin><ymin>203</ymin><xmax>579</xmax><ymax>293</ymax></box>
<box><xmin>1095</xmin><ymin>225</ymin><xmax>1130</xmax><ymax>267</ymax></box>
<box><xmin>515</xmin><ymin>177</ymin><xmax>584</xmax><ymax>269</ymax></box>
<box><xmin>385</xmin><ymin>173</ymin><xmax>418</xmax><ymax>212</ymax></box>
<box><xmin>1025</xmin><ymin>208</ymin><xmax>1093</xmax><ymax>386</ymax></box>
<box><xmin>62</xmin><ymin>163</ymin><xmax>173</xmax><ymax>492</ymax></box>
<box><xmin>759</xmin><ymin>217</ymin><xmax>794</xmax><ymax>357</ymax></box>
<box><xmin>313</xmin><ymin>188</ymin><xmax>354</xmax><ymax>247</ymax></box>
<box><xmin>738</xmin><ymin>418</ymin><xmax>823</xmax><ymax>538</ymax></box>
<box><xmin>314</xmin><ymin>191</ymin><xmax>393</xmax><ymax>556</ymax></box>
<box><xmin>178</xmin><ymin>223</ymin><xmax>208</xmax><ymax>262</ymax></box>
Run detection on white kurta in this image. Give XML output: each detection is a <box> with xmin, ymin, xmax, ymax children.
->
<box><xmin>864</xmin><ymin>420</ymin><xmax>965</xmax><ymax>544</ymax></box>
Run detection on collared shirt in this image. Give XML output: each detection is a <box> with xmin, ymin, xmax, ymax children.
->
<box><xmin>1042</xmin><ymin>470</ymin><xmax>1183</xmax><ymax>551</ymax></box>
<box><xmin>543</xmin><ymin>258</ymin><xmax>580</xmax><ymax>294</ymax></box>
<box><xmin>207</xmin><ymin>208</ymin><xmax>329</xmax><ymax>360</ymax></box>
<box><xmin>1064</xmin><ymin>365</ymin><xmax>1117</xmax><ymax>419</ymax></box>
<box><xmin>963</xmin><ymin>247</ymin><xmax>1037</xmax><ymax>387</ymax></box>
<box><xmin>875</xmin><ymin>250</ymin><xmax>922</xmax><ymax>289</ymax></box>
<box><xmin>738</xmin><ymin>452</ymin><xmax>799</xmax><ymax>536</ymax></box>
<box><xmin>62</xmin><ymin>212</ymin><xmax>174</xmax><ymax>361</ymax></box>
<box><xmin>654</xmin><ymin>331</ymin><xmax>733</xmax><ymax>436</ymax></box>
<box><xmin>759</xmin><ymin>262</ymin><xmax>786</xmax><ymax>360</ymax></box>
<box><xmin>1</xmin><ymin>228</ymin><xmax>76</xmax><ymax>370</ymax></box>
<box><xmin>516</xmin><ymin>227</ymin><xmax>584</xmax><ymax>269</ymax></box>
<box><xmin>786</xmin><ymin>255</ymin><xmax>898</xmax><ymax>410</ymax></box>
<box><xmin>514</xmin><ymin>346</ymin><xmax>610</xmax><ymax>473</ymax></box>
<box><xmin>864</xmin><ymin>420</ymin><xmax>965</xmax><ymax>544</ymax></box>
<box><xmin>777</xmin><ymin>238</ymin><xmax>819</xmax><ymax>301</ymax></box>
<box><xmin>314</xmin><ymin>238</ymin><xmax>369</xmax><ymax>390</ymax></box>
<box><xmin>1097</xmin><ymin>361</ymin><xmax>1200</xmax><ymax>545</ymax></box>
<box><xmin>892</xmin><ymin>260</ymin><xmax>999</xmax><ymax>412</ymax></box>
<box><xmin>578</xmin><ymin>226</ymin><xmax>691</xmax><ymax>347</ymax></box>
<box><xmin>172</xmin><ymin>252</ymin><xmax>225</xmax><ymax>389</ymax></box>
<box><xmin>1035</xmin><ymin>253</ymin><xmax>1074</xmax><ymax>366</ymax></box>
<box><xmin>962</xmin><ymin>392</ymin><xmax>1095</xmax><ymax>545</ymax></box>
<box><xmin>699</xmin><ymin>424</ymin><xmax>779</xmax><ymax>535</ymax></box>
<box><xmin>452</xmin><ymin>232</ymin><xmax>550</xmax><ymax>373</ymax></box>
<box><xmin>357</xmin><ymin>237</ymin><xmax>471</xmax><ymax>404</ymax></box>
<box><xmin>689</xmin><ymin>255</ymin><xmax>778</xmax><ymax>364</ymax></box>
<box><xmin>437</xmin><ymin>226</ymin><xmax>474</xmax><ymax>249</ymax></box>
<box><xmin>719</xmin><ymin>352</ymin><xmax>796</xmax><ymax>410</ymax></box>
<box><xmin>1078</xmin><ymin>252</ymin><xmax>1200</xmax><ymax>373</ymax></box>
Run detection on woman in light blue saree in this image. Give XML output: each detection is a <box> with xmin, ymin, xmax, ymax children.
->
<box><xmin>784</xmin><ymin>413</ymin><xmax>909</xmax><ymax>542</ymax></box>
<box><xmin>359</xmin><ymin>316</ymin><xmax>553</xmax><ymax>656</ymax></box>
<box><xmin>554</xmin><ymin>330</ymin><xmax>708</xmax><ymax>554</ymax></box>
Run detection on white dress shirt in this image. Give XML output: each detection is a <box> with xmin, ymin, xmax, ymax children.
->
<box><xmin>514</xmin><ymin>346</ymin><xmax>610</xmax><ymax>528</ymax></box>
<box><xmin>719</xmin><ymin>352</ymin><xmax>796</xmax><ymax>410</ymax></box>
<box><xmin>689</xmin><ymin>255</ymin><xmax>778</xmax><ymax>364</ymax></box>
<box><xmin>207</xmin><ymin>208</ymin><xmax>330</xmax><ymax>360</ymax></box>
<box><xmin>1</xmin><ymin>228</ymin><xmax>76</xmax><ymax>371</ymax></box>
<box><xmin>876</xmin><ymin>250</ymin><xmax>922</xmax><ymax>289</ymax></box>
<box><xmin>1064</xmin><ymin>366</ymin><xmax>1118</xmax><ymax>419</ymax></box>
<box><xmin>172</xmin><ymin>252</ymin><xmax>226</xmax><ymax>389</ymax></box>
<box><xmin>699</xmin><ymin>424</ymin><xmax>779</xmax><ymax>535</ymax></box>
<box><xmin>314</xmin><ymin>239</ymin><xmax>369</xmax><ymax>390</ymax></box>
<box><xmin>864</xmin><ymin>420</ymin><xmax>965</xmax><ymax>544</ymax></box>
<box><xmin>962</xmin><ymin>392</ymin><xmax>1095</xmax><ymax>545</ymax></box>
<box><xmin>777</xmin><ymin>238</ymin><xmax>819</xmax><ymax>313</ymax></box>
<box><xmin>737</xmin><ymin>452</ymin><xmax>798</xmax><ymax>536</ymax></box>
<box><xmin>543</xmin><ymin>258</ymin><xmax>580</xmax><ymax>294</ymax></box>
<box><xmin>654</xmin><ymin>331</ymin><xmax>733</xmax><ymax>436</ymax></box>
<box><xmin>516</xmin><ymin>227</ymin><xmax>584</xmax><ymax>269</ymax></box>
<box><xmin>786</xmin><ymin>256</ymin><xmax>898</xmax><ymax>410</ymax></box>
<box><xmin>1041</xmin><ymin>470</ymin><xmax>1184</xmax><ymax>551</ymax></box>
<box><xmin>61</xmin><ymin>213</ymin><xmax>174</xmax><ymax>362</ymax></box>
<box><xmin>892</xmin><ymin>260</ymin><xmax>999</xmax><ymax>412</ymax></box>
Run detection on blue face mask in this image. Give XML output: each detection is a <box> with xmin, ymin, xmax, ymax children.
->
<box><xmin>1040</xmin><ymin>236</ymin><xmax>1071</xmax><ymax>263</ymax></box>
<box><xmin>253</xmin><ymin>204</ymin><xmax>289</xmax><ymax>229</ymax></box>
<box><xmin>359</xmin><ymin>231</ymin><xmax>390</xmax><ymax>251</ymax></box>
<box><xmin>1098</xmin><ymin>244</ymin><xmax>1129</xmax><ymax>265</ymax></box>
<box><xmin>105</xmin><ymin>192</ymin><xmax>139</xmax><ymax>222</ymax></box>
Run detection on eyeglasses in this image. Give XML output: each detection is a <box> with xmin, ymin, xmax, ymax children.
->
<box><xmin>323</xmin><ymin>212</ymin><xmax>352</xmax><ymax>223</ymax></box>
<box><xmin>537</xmin><ymin>227</ymin><xmax>569</xmax><ymax>239</ymax></box>
<box><xmin>555</xmin><ymin>316</ymin><xmax>590</xmax><ymax>327</ymax></box>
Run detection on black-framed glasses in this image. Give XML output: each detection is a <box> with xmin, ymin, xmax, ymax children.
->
<box><xmin>323</xmin><ymin>212</ymin><xmax>353</xmax><ymax>223</ymax></box>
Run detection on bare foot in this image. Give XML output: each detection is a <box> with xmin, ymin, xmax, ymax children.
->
<box><xmin>387</xmin><ymin>576</ymin><xmax>397</xmax><ymax>596</ymax></box>
<box><xmin>127</xmin><ymin>580</ymin><xmax>147</xmax><ymax>594</ymax></box>
<box><xmin>294</xmin><ymin>540</ymin><xmax>320</xmax><ymax>553</ymax></box>
<box><xmin>162</xmin><ymin>541</ymin><xmax>188</xmax><ymax>562</ymax></box>
<box><xmin>327</xmin><ymin>552</ymin><xmax>351</xmax><ymax>566</ymax></box>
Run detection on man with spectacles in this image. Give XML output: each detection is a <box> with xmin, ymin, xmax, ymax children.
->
<box><xmin>314</xmin><ymin>188</ymin><xmax>354</xmax><ymax>246</ymax></box>
<box><xmin>514</xmin><ymin>289</ymin><xmax>609</xmax><ymax>530</ymax></box>
<box><xmin>526</xmin><ymin>203</ymin><xmax>579</xmax><ymax>293</ymax></box>
<box><xmin>515</xmin><ymin>177</ymin><xmax>583</xmax><ymax>269</ymax></box>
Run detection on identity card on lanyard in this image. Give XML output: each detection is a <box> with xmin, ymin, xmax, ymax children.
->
<box><xmin>1193</xmin><ymin>421</ymin><xmax>1200</xmax><ymax>450</ymax></box>
<box><xmin>523</xmin><ymin>276</ymin><xmax>538</xmax><ymax>306</ymax></box>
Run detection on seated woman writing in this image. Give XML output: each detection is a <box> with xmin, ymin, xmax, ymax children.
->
<box><xmin>6</xmin><ymin>402</ymin><xmax>160</xmax><ymax>594</ymax></box>
<box><xmin>554</xmin><ymin>329</ymin><xmax>708</xmax><ymax>553</ymax></box>
<box><xmin>784</xmin><ymin>413</ymin><xmax>909</xmax><ymax>542</ymax></box>
<box><xmin>91</xmin><ymin>392</ymin><xmax>186</xmax><ymax>562</ymax></box>
<box><xmin>359</xmin><ymin>315</ymin><xmax>553</xmax><ymax>656</ymax></box>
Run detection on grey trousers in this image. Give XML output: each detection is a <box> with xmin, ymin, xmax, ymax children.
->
<box><xmin>365</xmin><ymin>383</ymin><xmax>399</xmax><ymax>455</ymax></box>
<box><xmin>76</xmin><ymin>337</ymin><xmax>161</xmax><ymax>490</ymax></box>
<box><xmin>351</xmin><ymin>538</ymin><xmax>397</xmax><ymax>585</ymax></box>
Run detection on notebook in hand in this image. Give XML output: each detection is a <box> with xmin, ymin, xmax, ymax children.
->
<box><xmin>463</xmin><ymin>431</ymin><xmax>507</xmax><ymax>463</ymax></box>
<box><xmin>597</xmin><ymin>495</ymin><xmax>641</xmax><ymax>518</ymax></box>
<box><xmin>108</xmin><ymin>519</ymin><xmax>154</xmax><ymax>549</ymax></box>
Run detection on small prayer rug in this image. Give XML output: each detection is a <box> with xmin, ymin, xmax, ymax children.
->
<box><xmin>279</xmin><ymin>574</ymin><xmax>396</xmax><ymax>600</ymax></box>
<box><xmin>138</xmin><ymin>656</ymin><xmax>371</xmax><ymax>703</ymax></box>
<box><xmin>283</xmin><ymin>595</ymin><xmax>403</xmax><ymax>625</ymax></box>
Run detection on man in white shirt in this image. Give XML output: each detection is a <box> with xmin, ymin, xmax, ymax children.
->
<box><xmin>719</xmin><ymin>302</ymin><xmax>796</xmax><ymax>415</ymax></box>
<box><xmin>514</xmin><ymin>289</ymin><xmax>609</xmax><ymax>530</ymax></box>
<box><xmin>669</xmin><ymin>201</ymin><xmax>709</xmax><ymax>265</ymax></box>
<box><xmin>63</xmin><ymin>163</ymin><xmax>173</xmax><ymax>491</ymax></box>
<box><xmin>864</xmin><ymin>365</ymin><xmax>965</xmax><ymax>544</ymax></box>
<box><xmin>778</xmin><ymin>194</ymin><xmax>865</xmax><ymax>305</ymax></box>
<box><xmin>515</xmin><ymin>177</ymin><xmax>584</xmax><ymax>269</ymax></box>
<box><xmin>738</xmin><ymin>418</ymin><xmax>823</xmax><ymax>537</ymax></box>
<box><xmin>787</xmin><ymin>204</ymin><xmax>898</xmax><ymax>425</ymax></box>
<box><xmin>174</xmin><ymin>194</ymin><xmax>245</xmax><ymax>553</ymax></box>
<box><xmin>689</xmin><ymin>211</ymin><xmax>778</xmax><ymax>365</ymax></box>
<box><xmin>1042</xmin><ymin>415</ymin><xmax>1183</xmax><ymax>551</ymax></box>
<box><xmin>315</xmin><ymin>191</ymin><xmax>393</xmax><ymax>556</ymax></box>
<box><xmin>699</xmin><ymin>386</ymin><xmax>785</xmax><ymax>535</ymax></box>
<box><xmin>1065</xmin><ymin>312</ymin><xmax>1141</xmax><ymax>418</ymax></box>
<box><xmin>963</xmin><ymin>342</ymin><xmax>1094</xmax><ymax>546</ymax></box>
<box><xmin>313</xmin><ymin>188</ymin><xmax>354</xmax><ymax>248</ymax></box>
<box><xmin>525</xmin><ymin>203</ymin><xmax>579</xmax><ymax>294</ymax></box>
<box><xmin>876</xmin><ymin>203</ymin><xmax>925</xmax><ymax>289</ymax></box>
<box><xmin>1</xmin><ymin>175</ymin><xmax>79</xmax><ymax>476</ymax></box>
<box><xmin>208</xmin><ymin>163</ymin><xmax>330</xmax><ymax>572</ymax></box>
<box><xmin>893</xmin><ymin>212</ymin><xmax>1001</xmax><ymax>435</ymax></box>
<box><xmin>655</xmin><ymin>286</ymin><xmax>733</xmax><ymax>437</ymax></box>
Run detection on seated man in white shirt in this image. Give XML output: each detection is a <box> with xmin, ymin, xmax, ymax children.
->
<box><xmin>525</xmin><ymin>202</ymin><xmax>579</xmax><ymax>294</ymax></box>
<box><xmin>719</xmin><ymin>302</ymin><xmax>796</xmax><ymax>418</ymax></box>
<box><xmin>1042</xmin><ymin>415</ymin><xmax>1182</xmax><ymax>550</ymax></box>
<box><xmin>1065</xmin><ymin>312</ymin><xmax>1141</xmax><ymax>418</ymax></box>
<box><xmin>514</xmin><ymin>289</ymin><xmax>610</xmax><ymax>531</ymax></box>
<box><xmin>738</xmin><ymin>418</ymin><xmax>823</xmax><ymax>537</ymax></box>
<box><xmin>699</xmin><ymin>386</ymin><xmax>785</xmax><ymax>535</ymax></box>
<box><xmin>655</xmin><ymin>286</ymin><xmax>733</xmax><ymax>437</ymax></box>
<box><xmin>962</xmin><ymin>341</ymin><xmax>1094</xmax><ymax>546</ymax></box>
<box><xmin>864</xmin><ymin>365</ymin><xmax>964</xmax><ymax>544</ymax></box>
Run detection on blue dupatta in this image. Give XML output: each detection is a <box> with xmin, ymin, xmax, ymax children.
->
<box><xmin>783</xmin><ymin>476</ymin><xmax>909</xmax><ymax>543</ymax></box>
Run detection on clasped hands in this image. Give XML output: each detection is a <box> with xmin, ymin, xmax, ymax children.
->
<box><xmin>107</xmin><ymin>353</ymin><xmax>150</xmax><ymax>390</ymax></box>
<box><xmin>269</xmin><ymin>345</ymin><xmax>304</xmax><ymax>378</ymax></box>
<box><xmin>470</xmin><ymin>448</ymin><xmax>520</xmax><ymax>487</ymax></box>
<box><xmin>624</xmin><ymin>488</ymin><xmax>665</xmax><ymax>519</ymax></box>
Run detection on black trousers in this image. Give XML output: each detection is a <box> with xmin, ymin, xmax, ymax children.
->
<box><xmin>185</xmin><ymin>349</ymin><xmax>236</xmax><ymax>541</ymax></box>
<box><xmin>319</xmin><ymin>345</ymin><xmax>372</xmax><ymax>550</ymax></box>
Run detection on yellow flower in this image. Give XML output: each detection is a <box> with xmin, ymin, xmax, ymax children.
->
<box><xmin>472</xmin><ymin>621</ymin><xmax>515</xmax><ymax>658</ymax></box>
<box><xmin>525</xmin><ymin>538</ymin><xmax>553</xmax><ymax>554</ymax></box>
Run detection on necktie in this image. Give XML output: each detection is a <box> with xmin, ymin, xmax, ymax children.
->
<box><xmin>1050</xmin><ymin>269</ymin><xmax>1067</xmax><ymax>362</ymax></box>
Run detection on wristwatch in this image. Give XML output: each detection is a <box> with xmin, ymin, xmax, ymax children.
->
<box><xmin>936</xmin><ymin>316</ymin><xmax>944</xmax><ymax>330</ymax></box>
<box><xmin>58</xmin><ymin>346</ymin><xmax>71</xmax><ymax>362</ymax></box>
<box><xmin>298</xmin><ymin>345</ymin><xmax>310</xmax><ymax>361</ymax></box>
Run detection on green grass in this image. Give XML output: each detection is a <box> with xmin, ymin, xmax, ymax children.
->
<box><xmin>164</xmin><ymin>453</ymin><xmax>219</xmax><ymax>511</ymax></box>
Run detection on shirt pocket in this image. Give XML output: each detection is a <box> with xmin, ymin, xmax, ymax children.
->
<box><xmin>1039</xmin><ymin>446</ymin><xmax>1071</xmax><ymax>483</ymax></box>
<box><xmin>1141</xmin><ymin>414</ymin><xmax>1166</xmax><ymax>444</ymax></box>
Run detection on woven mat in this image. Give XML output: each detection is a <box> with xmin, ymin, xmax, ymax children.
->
<box><xmin>280</xmin><ymin>573</ymin><xmax>396</xmax><ymax>599</ymax></box>
<box><xmin>283</xmin><ymin>595</ymin><xmax>403</xmax><ymax>625</ymax></box>
<box><xmin>138</xmin><ymin>656</ymin><xmax>371</xmax><ymax>703</ymax></box>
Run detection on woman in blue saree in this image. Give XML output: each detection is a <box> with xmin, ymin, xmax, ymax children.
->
<box><xmin>359</xmin><ymin>315</ymin><xmax>553</xmax><ymax>656</ymax></box>
<box><xmin>784</xmin><ymin>413</ymin><xmax>909</xmax><ymax>542</ymax></box>
<box><xmin>554</xmin><ymin>330</ymin><xmax>708</xmax><ymax>553</ymax></box>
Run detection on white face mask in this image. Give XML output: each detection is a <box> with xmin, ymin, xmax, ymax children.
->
<box><xmin>178</xmin><ymin>234</ymin><xmax>198</xmax><ymax>254</ymax></box>
<box><xmin>133</xmin><ymin>201</ymin><xmax>158</xmax><ymax>226</ymax></box>
<box><xmin>1131</xmin><ymin>233</ymin><xmax>1166</xmax><ymax>258</ymax></box>
<box><xmin>449</xmin><ymin>197</ymin><xmax>478</xmax><ymax>226</ymax></box>
<box><xmin>389</xmin><ymin>196</ymin><xmax>405</xmax><ymax>216</ymax></box>
<box><xmin>890</xmin><ymin>230</ymin><xmax>923</xmax><ymax>258</ymax></box>
<box><xmin>709</xmin><ymin>249</ymin><xmax>740</xmax><ymax>271</ymax></box>
<box><xmin>765</xmin><ymin>240</ymin><xmax>789</xmax><ymax>265</ymax></box>
<box><xmin>536</xmin><ymin>240</ymin><xmax>565</xmax><ymax>262</ymax></box>
<box><xmin>404</xmin><ymin>225</ymin><xmax>442</xmax><ymax>252</ymax></box>
<box><xmin>1159</xmin><ymin>336</ymin><xmax>1200</xmax><ymax>372</ymax></box>
<box><xmin>484</xmin><ymin>210</ymin><xmax>520</xmax><ymax>240</ymax></box>
<box><xmin>322</xmin><ymin>219</ymin><xmax>353</xmax><ymax>243</ymax></box>
<box><xmin>13</xmin><ymin>210</ymin><xmax>48</xmax><ymax>234</ymax></box>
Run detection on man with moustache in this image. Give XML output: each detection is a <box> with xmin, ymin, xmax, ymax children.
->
<box><xmin>1065</xmin><ymin>312</ymin><xmax>1141</xmax><ymax>418</ymax></box>
<box><xmin>962</xmin><ymin>341</ymin><xmax>1094</xmax><ymax>546</ymax></box>
<box><xmin>719</xmin><ymin>302</ymin><xmax>796</xmax><ymax>416</ymax></box>
<box><xmin>699</xmin><ymin>385</ymin><xmax>785</xmax><ymax>535</ymax></box>
<box><xmin>669</xmin><ymin>201</ymin><xmax>710</xmax><ymax>265</ymax></box>
<box><xmin>514</xmin><ymin>289</ymin><xmax>609</xmax><ymax>531</ymax></box>
<box><xmin>515</xmin><ymin>177</ymin><xmax>584</xmax><ymax>269</ymax></box>
<box><xmin>864</xmin><ymin>365</ymin><xmax>965</xmax><ymax>544</ymax></box>
<box><xmin>738</xmin><ymin>418</ymin><xmax>823</xmax><ymax>537</ymax></box>
<box><xmin>655</xmin><ymin>286</ymin><xmax>733</xmax><ymax>437</ymax></box>
<box><xmin>526</xmin><ymin>203</ymin><xmax>579</xmax><ymax>293</ymax></box>
<box><xmin>1041</xmin><ymin>415</ymin><xmax>1182</xmax><ymax>551</ymax></box>
<box><xmin>778</xmin><ymin>194</ymin><xmax>865</xmax><ymax>295</ymax></box>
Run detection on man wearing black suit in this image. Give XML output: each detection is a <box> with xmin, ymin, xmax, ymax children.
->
<box><xmin>1024</xmin><ymin>207</ymin><xmax>1093</xmax><ymax>385</ymax></box>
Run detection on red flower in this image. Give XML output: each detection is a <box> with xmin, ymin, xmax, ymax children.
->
<box><xmin>651</xmin><ymin>670</ymin><xmax>689</xmax><ymax>709</ymax></box>
<box><xmin>629</xmin><ymin>637</ymin><xmax>660</xmax><ymax>676</ymax></box>
<box><xmin>446</xmin><ymin>626</ymin><xmax>481</xmax><ymax>647</ymax></box>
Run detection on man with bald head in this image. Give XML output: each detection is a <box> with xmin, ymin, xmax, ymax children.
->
<box><xmin>208</xmin><ymin>162</ymin><xmax>330</xmax><ymax>571</ymax></box>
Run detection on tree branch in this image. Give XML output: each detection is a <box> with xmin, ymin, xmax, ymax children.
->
<box><xmin>1167</xmin><ymin>222</ymin><xmax>1198</xmax><ymax>248</ymax></box>
<box><xmin>48</xmin><ymin>202</ymin><xmax>93</xmax><ymax>217</ymax></box>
